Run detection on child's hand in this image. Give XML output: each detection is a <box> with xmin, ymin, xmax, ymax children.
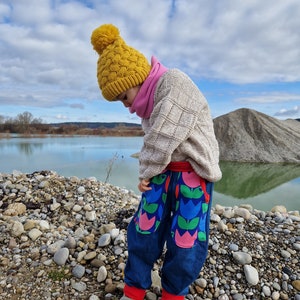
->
<box><xmin>138</xmin><ymin>179</ymin><xmax>152</xmax><ymax>192</ymax></box>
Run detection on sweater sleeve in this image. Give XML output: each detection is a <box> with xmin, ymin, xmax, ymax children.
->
<box><xmin>139</xmin><ymin>69</ymin><xmax>206</xmax><ymax>180</ymax></box>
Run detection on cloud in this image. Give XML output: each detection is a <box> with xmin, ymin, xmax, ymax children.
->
<box><xmin>274</xmin><ymin>105</ymin><xmax>300</xmax><ymax>117</ymax></box>
<box><xmin>70</xmin><ymin>103</ymin><xmax>84</xmax><ymax>109</ymax></box>
<box><xmin>55</xmin><ymin>114</ymin><xmax>69</xmax><ymax>121</ymax></box>
<box><xmin>0</xmin><ymin>0</ymin><xmax>300</xmax><ymax>122</ymax></box>
<box><xmin>235</xmin><ymin>92</ymin><xmax>300</xmax><ymax>104</ymax></box>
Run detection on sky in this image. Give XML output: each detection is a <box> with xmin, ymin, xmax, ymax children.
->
<box><xmin>0</xmin><ymin>0</ymin><xmax>300</xmax><ymax>124</ymax></box>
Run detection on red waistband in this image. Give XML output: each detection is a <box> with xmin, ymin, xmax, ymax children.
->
<box><xmin>166</xmin><ymin>161</ymin><xmax>194</xmax><ymax>172</ymax></box>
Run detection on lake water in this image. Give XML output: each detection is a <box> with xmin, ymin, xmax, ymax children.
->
<box><xmin>0</xmin><ymin>135</ymin><xmax>299</xmax><ymax>212</ymax></box>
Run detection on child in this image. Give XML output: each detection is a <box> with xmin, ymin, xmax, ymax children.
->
<box><xmin>91</xmin><ymin>24</ymin><xmax>222</xmax><ymax>300</ymax></box>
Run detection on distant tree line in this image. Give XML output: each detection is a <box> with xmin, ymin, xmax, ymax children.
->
<box><xmin>0</xmin><ymin>111</ymin><xmax>143</xmax><ymax>136</ymax></box>
<box><xmin>0</xmin><ymin>111</ymin><xmax>46</xmax><ymax>134</ymax></box>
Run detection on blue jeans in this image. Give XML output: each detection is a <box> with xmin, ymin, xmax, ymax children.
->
<box><xmin>124</xmin><ymin>168</ymin><xmax>213</xmax><ymax>295</ymax></box>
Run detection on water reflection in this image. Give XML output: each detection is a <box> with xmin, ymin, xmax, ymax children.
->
<box><xmin>215</xmin><ymin>161</ymin><xmax>300</xmax><ymax>199</ymax></box>
<box><xmin>0</xmin><ymin>137</ymin><xmax>44</xmax><ymax>156</ymax></box>
<box><xmin>18</xmin><ymin>142</ymin><xmax>43</xmax><ymax>155</ymax></box>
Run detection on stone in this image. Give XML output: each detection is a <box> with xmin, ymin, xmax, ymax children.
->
<box><xmin>47</xmin><ymin>240</ymin><xmax>65</xmax><ymax>254</ymax></box>
<box><xmin>28</xmin><ymin>228</ymin><xmax>43</xmax><ymax>241</ymax></box>
<box><xmin>271</xmin><ymin>291</ymin><xmax>280</xmax><ymax>300</ymax></box>
<box><xmin>271</xmin><ymin>205</ymin><xmax>287</xmax><ymax>213</ymax></box>
<box><xmin>89</xmin><ymin>296</ymin><xmax>100</xmax><ymax>300</ymax></box>
<box><xmin>232</xmin><ymin>251</ymin><xmax>252</xmax><ymax>265</ymax></box>
<box><xmin>39</xmin><ymin>220</ymin><xmax>50</xmax><ymax>231</ymax></box>
<box><xmin>244</xmin><ymin>265</ymin><xmax>259</xmax><ymax>286</ymax></box>
<box><xmin>77</xmin><ymin>186</ymin><xmax>85</xmax><ymax>194</ymax></box>
<box><xmin>72</xmin><ymin>265</ymin><xmax>85</xmax><ymax>278</ymax></box>
<box><xmin>53</xmin><ymin>247</ymin><xmax>69</xmax><ymax>266</ymax></box>
<box><xmin>71</xmin><ymin>280</ymin><xmax>87</xmax><ymax>292</ymax></box>
<box><xmin>262</xmin><ymin>285</ymin><xmax>271</xmax><ymax>297</ymax></box>
<box><xmin>86</xmin><ymin>211</ymin><xmax>96</xmax><ymax>221</ymax></box>
<box><xmin>4</xmin><ymin>202</ymin><xmax>26</xmax><ymax>216</ymax></box>
<box><xmin>64</xmin><ymin>236</ymin><xmax>77</xmax><ymax>249</ymax></box>
<box><xmin>98</xmin><ymin>233</ymin><xmax>111</xmax><ymax>247</ymax></box>
<box><xmin>234</xmin><ymin>207</ymin><xmax>251</xmax><ymax>220</ymax></box>
<box><xmin>11</xmin><ymin>221</ymin><xmax>24</xmax><ymax>237</ymax></box>
<box><xmin>84</xmin><ymin>251</ymin><xmax>97</xmax><ymax>260</ymax></box>
<box><xmin>97</xmin><ymin>266</ymin><xmax>107</xmax><ymax>283</ymax></box>
<box><xmin>292</xmin><ymin>280</ymin><xmax>300</xmax><ymax>291</ymax></box>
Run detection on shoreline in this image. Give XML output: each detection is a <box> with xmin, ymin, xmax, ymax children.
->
<box><xmin>0</xmin><ymin>170</ymin><xmax>299</xmax><ymax>299</ymax></box>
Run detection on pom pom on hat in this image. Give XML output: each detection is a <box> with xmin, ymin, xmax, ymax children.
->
<box><xmin>91</xmin><ymin>24</ymin><xmax>120</xmax><ymax>55</ymax></box>
<box><xmin>90</xmin><ymin>24</ymin><xmax>151</xmax><ymax>101</ymax></box>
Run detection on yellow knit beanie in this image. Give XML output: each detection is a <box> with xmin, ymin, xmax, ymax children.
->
<box><xmin>91</xmin><ymin>24</ymin><xmax>151</xmax><ymax>101</ymax></box>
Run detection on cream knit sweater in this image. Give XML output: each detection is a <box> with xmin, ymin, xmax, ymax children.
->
<box><xmin>139</xmin><ymin>69</ymin><xmax>222</xmax><ymax>183</ymax></box>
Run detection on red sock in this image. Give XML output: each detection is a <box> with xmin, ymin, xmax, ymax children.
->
<box><xmin>124</xmin><ymin>284</ymin><xmax>146</xmax><ymax>300</ymax></box>
<box><xmin>162</xmin><ymin>289</ymin><xmax>185</xmax><ymax>300</ymax></box>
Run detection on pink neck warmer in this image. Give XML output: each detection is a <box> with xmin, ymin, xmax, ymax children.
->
<box><xmin>129</xmin><ymin>56</ymin><xmax>168</xmax><ymax>119</ymax></box>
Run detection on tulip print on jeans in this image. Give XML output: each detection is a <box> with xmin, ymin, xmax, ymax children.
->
<box><xmin>134</xmin><ymin>168</ymin><xmax>211</xmax><ymax>249</ymax></box>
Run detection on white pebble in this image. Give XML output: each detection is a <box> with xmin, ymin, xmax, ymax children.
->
<box><xmin>244</xmin><ymin>265</ymin><xmax>259</xmax><ymax>286</ymax></box>
<box><xmin>97</xmin><ymin>266</ymin><xmax>107</xmax><ymax>282</ymax></box>
<box><xmin>28</xmin><ymin>228</ymin><xmax>43</xmax><ymax>241</ymax></box>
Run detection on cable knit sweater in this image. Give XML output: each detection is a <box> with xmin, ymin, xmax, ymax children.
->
<box><xmin>139</xmin><ymin>69</ymin><xmax>222</xmax><ymax>182</ymax></box>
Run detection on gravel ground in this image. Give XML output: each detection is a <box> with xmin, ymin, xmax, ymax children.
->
<box><xmin>0</xmin><ymin>170</ymin><xmax>299</xmax><ymax>300</ymax></box>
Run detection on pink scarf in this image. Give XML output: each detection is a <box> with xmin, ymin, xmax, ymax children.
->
<box><xmin>129</xmin><ymin>56</ymin><xmax>168</xmax><ymax>119</ymax></box>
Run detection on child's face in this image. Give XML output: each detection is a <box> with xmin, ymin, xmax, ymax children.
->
<box><xmin>115</xmin><ymin>86</ymin><xmax>140</xmax><ymax>108</ymax></box>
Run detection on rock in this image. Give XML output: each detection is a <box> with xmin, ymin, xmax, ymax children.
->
<box><xmin>151</xmin><ymin>270</ymin><xmax>161</xmax><ymax>289</ymax></box>
<box><xmin>47</xmin><ymin>240</ymin><xmax>65</xmax><ymax>254</ymax></box>
<box><xmin>271</xmin><ymin>205</ymin><xmax>287</xmax><ymax>214</ymax></box>
<box><xmin>11</xmin><ymin>220</ymin><xmax>24</xmax><ymax>237</ymax></box>
<box><xmin>84</xmin><ymin>251</ymin><xmax>97</xmax><ymax>261</ymax></box>
<box><xmin>195</xmin><ymin>278</ymin><xmax>207</xmax><ymax>288</ymax></box>
<box><xmin>28</xmin><ymin>228</ymin><xmax>43</xmax><ymax>241</ymax></box>
<box><xmin>217</xmin><ymin>220</ymin><xmax>228</xmax><ymax>232</ymax></box>
<box><xmin>218</xmin><ymin>295</ymin><xmax>229</xmax><ymax>300</ymax></box>
<box><xmin>98</xmin><ymin>233</ymin><xmax>111</xmax><ymax>247</ymax></box>
<box><xmin>271</xmin><ymin>291</ymin><xmax>280</xmax><ymax>300</ymax></box>
<box><xmin>77</xmin><ymin>186</ymin><xmax>85</xmax><ymax>194</ymax></box>
<box><xmin>262</xmin><ymin>285</ymin><xmax>271</xmax><ymax>297</ymax></box>
<box><xmin>244</xmin><ymin>265</ymin><xmax>259</xmax><ymax>286</ymax></box>
<box><xmin>53</xmin><ymin>247</ymin><xmax>69</xmax><ymax>266</ymax></box>
<box><xmin>71</xmin><ymin>280</ymin><xmax>87</xmax><ymax>292</ymax></box>
<box><xmin>292</xmin><ymin>280</ymin><xmax>300</xmax><ymax>291</ymax></box>
<box><xmin>110</xmin><ymin>228</ymin><xmax>120</xmax><ymax>240</ymax></box>
<box><xmin>4</xmin><ymin>202</ymin><xmax>26</xmax><ymax>216</ymax></box>
<box><xmin>97</xmin><ymin>266</ymin><xmax>107</xmax><ymax>283</ymax></box>
<box><xmin>72</xmin><ymin>265</ymin><xmax>85</xmax><ymax>278</ymax></box>
<box><xmin>229</xmin><ymin>243</ymin><xmax>239</xmax><ymax>251</ymax></box>
<box><xmin>23</xmin><ymin>220</ymin><xmax>36</xmax><ymax>230</ymax></box>
<box><xmin>64</xmin><ymin>236</ymin><xmax>77</xmax><ymax>249</ymax></box>
<box><xmin>89</xmin><ymin>295</ymin><xmax>100</xmax><ymax>300</ymax></box>
<box><xmin>280</xmin><ymin>249</ymin><xmax>291</xmax><ymax>259</ymax></box>
<box><xmin>86</xmin><ymin>211</ymin><xmax>96</xmax><ymax>221</ymax></box>
<box><xmin>232</xmin><ymin>251</ymin><xmax>252</xmax><ymax>265</ymax></box>
<box><xmin>234</xmin><ymin>207</ymin><xmax>251</xmax><ymax>220</ymax></box>
<box><xmin>39</xmin><ymin>220</ymin><xmax>50</xmax><ymax>231</ymax></box>
<box><xmin>114</xmin><ymin>232</ymin><xmax>126</xmax><ymax>245</ymax></box>
<box><xmin>8</xmin><ymin>237</ymin><xmax>17</xmax><ymax>249</ymax></box>
<box><xmin>73</xmin><ymin>204</ymin><xmax>82</xmax><ymax>212</ymax></box>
